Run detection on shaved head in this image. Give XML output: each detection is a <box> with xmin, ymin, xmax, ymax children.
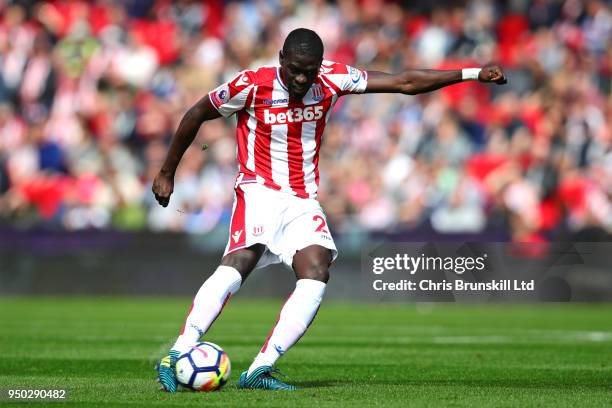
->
<box><xmin>282</xmin><ymin>28</ymin><xmax>324</xmax><ymax>59</ymax></box>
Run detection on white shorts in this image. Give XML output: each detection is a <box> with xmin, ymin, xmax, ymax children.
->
<box><xmin>223</xmin><ymin>181</ymin><xmax>338</xmax><ymax>269</ymax></box>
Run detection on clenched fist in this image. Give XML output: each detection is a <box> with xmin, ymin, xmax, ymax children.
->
<box><xmin>152</xmin><ymin>171</ymin><xmax>174</xmax><ymax>207</ymax></box>
<box><xmin>479</xmin><ymin>65</ymin><xmax>507</xmax><ymax>84</ymax></box>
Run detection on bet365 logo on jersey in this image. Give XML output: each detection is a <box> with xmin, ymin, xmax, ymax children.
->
<box><xmin>263</xmin><ymin>106</ymin><xmax>324</xmax><ymax>124</ymax></box>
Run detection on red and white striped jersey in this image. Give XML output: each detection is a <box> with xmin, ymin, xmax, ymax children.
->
<box><xmin>208</xmin><ymin>60</ymin><xmax>368</xmax><ymax>199</ymax></box>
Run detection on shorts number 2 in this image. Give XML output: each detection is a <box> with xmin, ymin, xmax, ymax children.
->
<box><xmin>313</xmin><ymin>215</ymin><xmax>329</xmax><ymax>234</ymax></box>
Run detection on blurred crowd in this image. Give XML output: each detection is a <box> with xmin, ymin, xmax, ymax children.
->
<box><xmin>0</xmin><ymin>0</ymin><xmax>610</xmax><ymax>242</ymax></box>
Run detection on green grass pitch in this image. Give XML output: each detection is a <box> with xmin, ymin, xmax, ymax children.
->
<box><xmin>1</xmin><ymin>298</ymin><xmax>611</xmax><ymax>407</ymax></box>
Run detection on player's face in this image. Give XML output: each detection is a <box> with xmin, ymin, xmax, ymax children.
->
<box><xmin>279</xmin><ymin>51</ymin><xmax>322</xmax><ymax>99</ymax></box>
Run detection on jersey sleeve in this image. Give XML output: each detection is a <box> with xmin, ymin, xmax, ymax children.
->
<box><xmin>321</xmin><ymin>60</ymin><xmax>368</xmax><ymax>96</ymax></box>
<box><xmin>208</xmin><ymin>70</ymin><xmax>255</xmax><ymax>117</ymax></box>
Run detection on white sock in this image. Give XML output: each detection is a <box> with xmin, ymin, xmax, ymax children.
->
<box><xmin>247</xmin><ymin>279</ymin><xmax>326</xmax><ymax>375</ymax></box>
<box><xmin>172</xmin><ymin>265</ymin><xmax>242</xmax><ymax>353</ymax></box>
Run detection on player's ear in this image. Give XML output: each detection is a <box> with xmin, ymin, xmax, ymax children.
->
<box><xmin>279</xmin><ymin>50</ymin><xmax>284</xmax><ymax>65</ymax></box>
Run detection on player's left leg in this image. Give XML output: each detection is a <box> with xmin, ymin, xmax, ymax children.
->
<box><xmin>238</xmin><ymin>245</ymin><xmax>331</xmax><ymax>391</ymax></box>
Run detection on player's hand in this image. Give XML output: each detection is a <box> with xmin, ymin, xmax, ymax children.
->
<box><xmin>479</xmin><ymin>65</ymin><xmax>507</xmax><ymax>85</ymax></box>
<box><xmin>152</xmin><ymin>171</ymin><xmax>174</xmax><ymax>207</ymax></box>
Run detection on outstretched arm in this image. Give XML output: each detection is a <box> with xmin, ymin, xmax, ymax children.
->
<box><xmin>364</xmin><ymin>65</ymin><xmax>506</xmax><ymax>95</ymax></box>
<box><xmin>152</xmin><ymin>96</ymin><xmax>221</xmax><ymax>207</ymax></box>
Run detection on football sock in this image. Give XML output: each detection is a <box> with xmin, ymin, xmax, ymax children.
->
<box><xmin>247</xmin><ymin>279</ymin><xmax>326</xmax><ymax>376</ymax></box>
<box><xmin>172</xmin><ymin>265</ymin><xmax>242</xmax><ymax>353</ymax></box>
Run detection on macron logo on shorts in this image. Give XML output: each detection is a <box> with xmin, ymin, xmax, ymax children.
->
<box><xmin>232</xmin><ymin>230</ymin><xmax>243</xmax><ymax>243</ymax></box>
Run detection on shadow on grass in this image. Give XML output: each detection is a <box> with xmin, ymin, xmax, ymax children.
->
<box><xmin>293</xmin><ymin>380</ymin><xmax>340</xmax><ymax>388</ymax></box>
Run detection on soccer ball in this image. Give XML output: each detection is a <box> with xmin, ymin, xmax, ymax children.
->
<box><xmin>175</xmin><ymin>342</ymin><xmax>231</xmax><ymax>391</ymax></box>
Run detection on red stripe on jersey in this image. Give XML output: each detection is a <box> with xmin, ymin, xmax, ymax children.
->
<box><xmin>229</xmin><ymin>71</ymin><xmax>253</xmax><ymax>97</ymax></box>
<box><xmin>320</xmin><ymin>74</ymin><xmax>342</xmax><ymax>95</ymax></box>
<box><xmin>236</xmin><ymin>88</ymin><xmax>254</xmax><ymax>173</ymax></box>
<box><xmin>253</xmin><ymin>82</ymin><xmax>281</xmax><ymax>190</ymax></box>
<box><xmin>313</xmin><ymin>97</ymin><xmax>332</xmax><ymax>187</ymax></box>
<box><xmin>227</xmin><ymin>185</ymin><xmax>246</xmax><ymax>251</ymax></box>
<box><xmin>322</xmin><ymin>61</ymin><xmax>349</xmax><ymax>75</ymax></box>
<box><xmin>286</xmin><ymin>101</ymin><xmax>307</xmax><ymax>196</ymax></box>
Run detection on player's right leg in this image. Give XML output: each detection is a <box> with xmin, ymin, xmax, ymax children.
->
<box><xmin>156</xmin><ymin>245</ymin><xmax>264</xmax><ymax>392</ymax></box>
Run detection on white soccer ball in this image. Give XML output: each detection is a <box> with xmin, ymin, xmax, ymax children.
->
<box><xmin>175</xmin><ymin>342</ymin><xmax>231</xmax><ymax>391</ymax></box>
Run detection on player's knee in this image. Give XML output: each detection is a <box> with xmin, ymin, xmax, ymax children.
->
<box><xmin>298</xmin><ymin>260</ymin><xmax>330</xmax><ymax>283</ymax></box>
<box><xmin>220</xmin><ymin>256</ymin><xmax>251</xmax><ymax>279</ymax></box>
<box><xmin>221</xmin><ymin>245</ymin><xmax>264</xmax><ymax>280</ymax></box>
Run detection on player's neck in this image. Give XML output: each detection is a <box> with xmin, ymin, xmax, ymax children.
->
<box><xmin>277</xmin><ymin>67</ymin><xmax>288</xmax><ymax>88</ymax></box>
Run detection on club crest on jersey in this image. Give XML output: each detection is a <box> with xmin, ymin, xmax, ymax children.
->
<box><xmin>311</xmin><ymin>83</ymin><xmax>324</xmax><ymax>102</ymax></box>
<box><xmin>252</xmin><ymin>225</ymin><xmax>264</xmax><ymax>236</ymax></box>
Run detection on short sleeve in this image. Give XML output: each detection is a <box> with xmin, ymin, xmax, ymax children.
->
<box><xmin>321</xmin><ymin>61</ymin><xmax>368</xmax><ymax>95</ymax></box>
<box><xmin>208</xmin><ymin>70</ymin><xmax>255</xmax><ymax>117</ymax></box>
